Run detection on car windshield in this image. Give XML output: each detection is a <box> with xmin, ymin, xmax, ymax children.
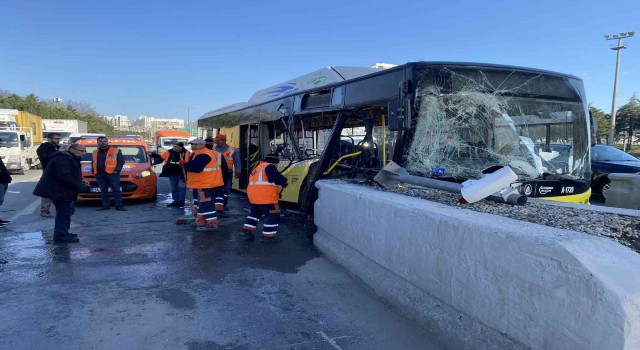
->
<box><xmin>81</xmin><ymin>146</ymin><xmax>148</xmax><ymax>163</ymax></box>
<box><xmin>0</xmin><ymin>132</ymin><xmax>19</xmax><ymax>147</ymax></box>
<box><xmin>162</xmin><ymin>138</ymin><xmax>188</xmax><ymax>147</ymax></box>
<box><xmin>592</xmin><ymin>145</ymin><xmax>639</xmax><ymax>162</ymax></box>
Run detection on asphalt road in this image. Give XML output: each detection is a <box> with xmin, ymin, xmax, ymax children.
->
<box><xmin>0</xmin><ymin>169</ymin><xmax>442</xmax><ymax>349</ymax></box>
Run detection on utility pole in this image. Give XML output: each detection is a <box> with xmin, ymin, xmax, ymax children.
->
<box><xmin>605</xmin><ymin>31</ymin><xmax>635</xmax><ymax>146</ymax></box>
<box><xmin>178</xmin><ymin>106</ymin><xmax>197</xmax><ymax>136</ymax></box>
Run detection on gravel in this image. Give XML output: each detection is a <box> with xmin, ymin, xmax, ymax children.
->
<box><xmin>344</xmin><ymin>180</ymin><xmax>640</xmax><ymax>253</ymax></box>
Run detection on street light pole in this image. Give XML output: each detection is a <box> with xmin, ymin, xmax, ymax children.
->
<box><xmin>605</xmin><ymin>32</ymin><xmax>635</xmax><ymax>146</ymax></box>
<box><xmin>178</xmin><ymin>106</ymin><xmax>197</xmax><ymax>136</ymax></box>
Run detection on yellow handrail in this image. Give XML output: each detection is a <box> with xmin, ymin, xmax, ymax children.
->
<box><xmin>323</xmin><ymin>151</ymin><xmax>362</xmax><ymax>175</ymax></box>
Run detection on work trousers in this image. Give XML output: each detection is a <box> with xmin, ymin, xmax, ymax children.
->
<box><xmin>95</xmin><ymin>173</ymin><xmax>122</xmax><ymax>207</ymax></box>
<box><xmin>0</xmin><ymin>183</ymin><xmax>7</xmax><ymax>206</ymax></box>
<box><xmin>243</xmin><ymin>203</ymin><xmax>281</xmax><ymax>237</ymax></box>
<box><xmin>52</xmin><ymin>200</ymin><xmax>74</xmax><ymax>238</ymax></box>
<box><xmin>194</xmin><ymin>187</ymin><xmax>224</xmax><ymax>224</ymax></box>
<box><xmin>168</xmin><ymin>174</ymin><xmax>186</xmax><ymax>203</ymax></box>
<box><xmin>41</xmin><ymin>197</ymin><xmax>52</xmax><ymax>213</ymax></box>
<box><xmin>222</xmin><ymin>171</ymin><xmax>233</xmax><ymax>208</ymax></box>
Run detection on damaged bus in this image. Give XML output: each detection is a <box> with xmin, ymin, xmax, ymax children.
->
<box><xmin>198</xmin><ymin>62</ymin><xmax>591</xmax><ymax>214</ymax></box>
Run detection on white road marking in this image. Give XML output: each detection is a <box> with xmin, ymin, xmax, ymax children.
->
<box><xmin>8</xmin><ymin>190</ymin><xmax>20</xmax><ymax>194</ymax></box>
<box><xmin>318</xmin><ymin>332</ymin><xmax>345</xmax><ymax>350</ymax></box>
<box><xmin>9</xmin><ymin>199</ymin><xmax>40</xmax><ymax>222</ymax></box>
<box><xmin>8</xmin><ymin>173</ymin><xmax>42</xmax><ymax>187</ymax></box>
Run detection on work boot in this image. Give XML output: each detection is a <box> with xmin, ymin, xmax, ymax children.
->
<box><xmin>166</xmin><ymin>202</ymin><xmax>178</xmax><ymax>207</ymax></box>
<box><xmin>191</xmin><ymin>215</ymin><xmax>206</xmax><ymax>227</ymax></box>
<box><xmin>53</xmin><ymin>234</ymin><xmax>79</xmax><ymax>243</ymax></box>
<box><xmin>238</xmin><ymin>230</ymin><xmax>254</xmax><ymax>241</ymax></box>
<box><xmin>176</xmin><ymin>202</ymin><xmax>185</xmax><ymax>208</ymax></box>
<box><xmin>96</xmin><ymin>207</ymin><xmax>111</xmax><ymax>211</ymax></box>
<box><xmin>115</xmin><ymin>206</ymin><xmax>128</xmax><ymax>211</ymax></box>
<box><xmin>40</xmin><ymin>211</ymin><xmax>54</xmax><ymax>218</ymax></box>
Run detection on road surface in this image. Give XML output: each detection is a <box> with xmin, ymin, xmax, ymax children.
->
<box><xmin>0</xmin><ymin>169</ymin><xmax>442</xmax><ymax>349</ymax></box>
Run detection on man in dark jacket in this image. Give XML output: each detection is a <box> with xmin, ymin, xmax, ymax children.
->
<box><xmin>36</xmin><ymin>132</ymin><xmax>61</xmax><ymax>217</ymax></box>
<box><xmin>33</xmin><ymin>144</ymin><xmax>89</xmax><ymax>243</ymax></box>
<box><xmin>0</xmin><ymin>145</ymin><xmax>13</xmax><ymax>227</ymax></box>
<box><xmin>153</xmin><ymin>142</ymin><xmax>190</xmax><ymax>208</ymax></box>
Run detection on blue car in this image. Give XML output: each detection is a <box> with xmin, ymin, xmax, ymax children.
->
<box><xmin>591</xmin><ymin>144</ymin><xmax>640</xmax><ymax>198</ymax></box>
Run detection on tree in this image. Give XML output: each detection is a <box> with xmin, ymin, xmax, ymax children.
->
<box><xmin>589</xmin><ymin>105</ymin><xmax>609</xmax><ymax>144</ymax></box>
<box><xmin>0</xmin><ymin>90</ymin><xmax>115</xmax><ymax>134</ymax></box>
<box><xmin>615</xmin><ymin>95</ymin><xmax>640</xmax><ymax>150</ymax></box>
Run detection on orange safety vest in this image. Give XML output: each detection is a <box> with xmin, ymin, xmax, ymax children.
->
<box><xmin>221</xmin><ymin>147</ymin><xmax>236</xmax><ymax>172</ymax></box>
<box><xmin>162</xmin><ymin>150</ymin><xmax>191</xmax><ymax>165</ymax></box>
<box><xmin>92</xmin><ymin>147</ymin><xmax>119</xmax><ymax>175</ymax></box>
<box><xmin>247</xmin><ymin>161</ymin><xmax>280</xmax><ymax>205</ymax></box>
<box><xmin>186</xmin><ymin>148</ymin><xmax>223</xmax><ymax>189</ymax></box>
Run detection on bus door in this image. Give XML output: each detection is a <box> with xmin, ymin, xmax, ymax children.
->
<box><xmin>238</xmin><ymin>123</ymin><xmax>260</xmax><ymax>189</ymax></box>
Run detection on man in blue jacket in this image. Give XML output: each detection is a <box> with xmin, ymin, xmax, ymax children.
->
<box><xmin>33</xmin><ymin>144</ymin><xmax>89</xmax><ymax>243</ymax></box>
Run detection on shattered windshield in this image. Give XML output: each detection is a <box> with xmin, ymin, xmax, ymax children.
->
<box><xmin>406</xmin><ymin>67</ymin><xmax>590</xmax><ymax>181</ymax></box>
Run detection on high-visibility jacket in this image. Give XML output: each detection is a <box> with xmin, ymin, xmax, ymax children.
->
<box><xmin>247</xmin><ymin>161</ymin><xmax>280</xmax><ymax>205</ymax></box>
<box><xmin>162</xmin><ymin>150</ymin><xmax>191</xmax><ymax>165</ymax></box>
<box><xmin>92</xmin><ymin>147</ymin><xmax>119</xmax><ymax>175</ymax></box>
<box><xmin>186</xmin><ymin>148</ymin><xmax>223</xmax><ymax>189</ymax></box>
<box><xmin>221</xmin><ymin>147</ymin><xmax>237</xmax><ymax>172</ymax></box>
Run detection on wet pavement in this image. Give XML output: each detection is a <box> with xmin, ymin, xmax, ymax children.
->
<box><xmin>0</xmin><ymin>173</ymin><xmax>441</xmax><ymax>349</ymax></box>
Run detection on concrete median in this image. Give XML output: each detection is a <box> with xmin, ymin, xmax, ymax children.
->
<box><xmin>314</xmin><ymin>180</ymin><xmax>640</xmax><ymax>350</ymax></box>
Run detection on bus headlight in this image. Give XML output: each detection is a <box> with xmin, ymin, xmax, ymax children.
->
<box><xmin>135</xmin><ymin>170</ymin><xmax>152</xmax><ymax>178</ymax></box>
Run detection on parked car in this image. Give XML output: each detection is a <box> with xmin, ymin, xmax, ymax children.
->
<box><xmin>591</xmin><ymin>144</ymin><xmax>640</xmax><ymax>198</ymax></box>
<box><xmin>75</xmin><ymin>137</ymin><xmax>161</xmax><ymax>202</ymax></box>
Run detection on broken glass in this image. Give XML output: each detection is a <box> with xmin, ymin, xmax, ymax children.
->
<box><xmin>406</xmin><ymin>67</ymin><xmax>589</xmax><ymax>181</ymax></box>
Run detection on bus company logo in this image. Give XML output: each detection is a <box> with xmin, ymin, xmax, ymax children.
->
<box><xmin>538</xmin><ymin>186</ymin><xmax>554</xmax><ymax>195</ymax></box>
<box><xmin>307</xmin><ymin>71</ymin><xmax>327</xmax><ymax>86</ymax></box>
<box><xmin>523</xmin><ymin>184</ymin><xmax>533</xmax><ymax>196</ymax></box>
<box><xmin>262</xmin><ymin>83</ymin><xmax>298</xmax><ymax>97</ymax></box>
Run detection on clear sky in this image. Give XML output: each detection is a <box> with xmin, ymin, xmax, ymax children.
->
<box><xmin>0</xmin><ymin>0</ymin><xmax>638</xmax><ymax>122</ymax></box>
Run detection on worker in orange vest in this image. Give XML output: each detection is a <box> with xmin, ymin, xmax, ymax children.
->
<box><xmin>93</xmin><ymin>136</ymin><xmax>127</xmax><ymax>211</ymax></box>
<box><xmin>213</xmin><ymin>134</ymin><xmax>240</xmax><ymax>210</ymax></box>
<box><xmin>180</xmin><ymin>138</ymin><xmax>224</xmax><ymax>231</ymax></box>
<box><xmin>239</xmin><ymin>153</ymin><xmax>288</xmax><ymax>243</ymax></box>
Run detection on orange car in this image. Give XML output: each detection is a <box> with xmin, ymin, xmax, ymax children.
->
<box><xmin>76</xmin><ymin>138</ymin><xmax>160</xmax><ymax>201</ymax></box>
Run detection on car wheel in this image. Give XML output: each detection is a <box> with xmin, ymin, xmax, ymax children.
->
<box><xmin>599</xmin><ymin>178</ymin><xmax>611</xmax><ymax>199</ymax></box>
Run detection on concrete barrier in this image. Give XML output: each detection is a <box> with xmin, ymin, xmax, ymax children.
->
<box><xmin>314</xmin><ymin>180</ymin><xmax>640</xmax><ymax>350</ymax></box>
<box><xmin>607</xmin><ymin>173</ymin><xmax>640</xmax><ymax>210</ymax></box>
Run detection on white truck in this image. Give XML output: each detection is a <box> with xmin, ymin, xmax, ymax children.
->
<box><xmin>42</xmin><ymin>119</ymin><xmax>88</xmax><ymax>144</ymax></box>
<box><xmin>0</xmin><ymin>109</ymin><xmax>43</xmax><ymax>174</ymax></box>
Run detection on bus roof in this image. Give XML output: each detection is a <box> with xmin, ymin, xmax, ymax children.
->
<box><xmin>199</xmin><ymin>61</ymin><xmax>583</xmax><ymax>121</ymax></box>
